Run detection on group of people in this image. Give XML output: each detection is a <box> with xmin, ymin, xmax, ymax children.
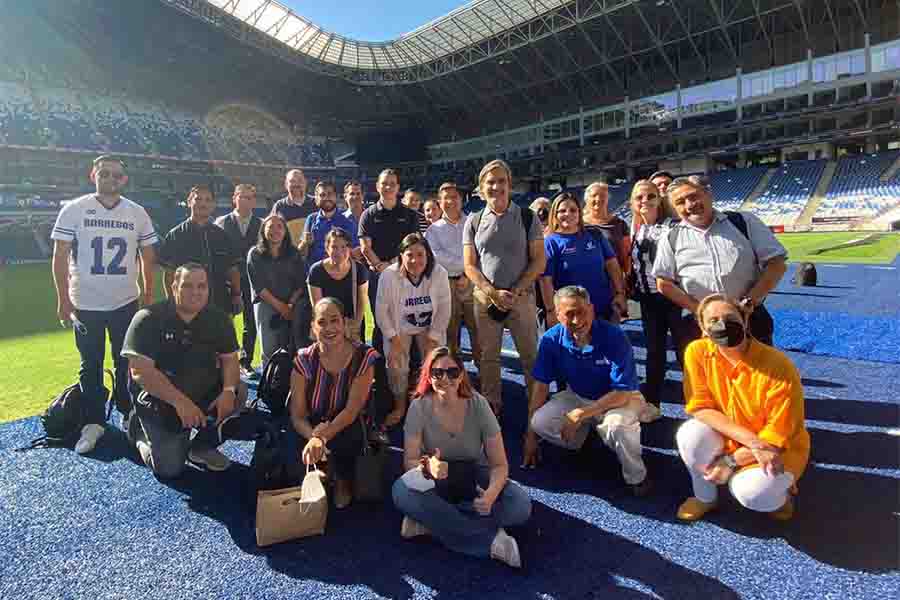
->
<box><xmin>51</xmin><ymin>155</ymin><xmax>810</xmax><ymax>568</ymax></box>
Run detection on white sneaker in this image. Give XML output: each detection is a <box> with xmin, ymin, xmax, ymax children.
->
<box><xmin>639</xmin><ymin>403</ymin><xmax>662</xmax><ymax>423</ymax></box>
<box><xmin>400</xmin><ymin>516</ymin><xmax>430</xmax><ymax>539</ymax></box>
<box><xmin>74</xmin><ymin>424</ymin><xmax>105</xmax><ymax>455</ymax></box>
<box><xmin>188</xmin><ymin>447</ymin><xmax>231</xmax><ymax>471</ymax></box>
<box><xmin>490</xmin><ymin>528</ymin><xmax>521</xmax><ymax>568</ymax></box>
<box><xmin>135</xmin><ymin>440</ymin><xmax>153</xmax><ymax>468</ymax></box>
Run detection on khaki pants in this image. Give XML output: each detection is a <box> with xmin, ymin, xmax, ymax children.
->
<box><xmin>447</xmin><ymin>278</ymin><xmax>481</xmax><ymax>364</ymax></box>
<box><xmin>531</xmin><ymin>389</ymin><xmax>648</xmax><ymax>485</ymax></box>
<box><xmin>472</xmin><ymin>288</ymin><xmax>539</xmax><ymax>413</ymax></box>
<box><xmin>385</xmin><ymin>333</ymin><xmax>437</xmax><ymax>405</ymax></box>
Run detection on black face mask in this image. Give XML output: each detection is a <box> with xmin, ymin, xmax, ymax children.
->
<box><xmin>707</xmin><ymin>316</ymin><xmax>746</xmax><ymax>348</ymax></box>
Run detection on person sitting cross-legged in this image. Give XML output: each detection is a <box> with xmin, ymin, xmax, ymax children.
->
<box><xmin>524</xmin><ymin>285</ymin><xmax>654</xmax><ymax>496</ymax></box>
<box><xmin>122</xmin><ymin>263</ymin><xmax>249</xmax><ymax>479</ymax></box>
<box><xmin>675</xmin><ymin>294</ymin><xmax>810</xmax><ymax>522</ymax></box>
<box><xmin>392</xmin><ymin>346</ymin><xmax>532</xmax><ymax>568</ymax></box>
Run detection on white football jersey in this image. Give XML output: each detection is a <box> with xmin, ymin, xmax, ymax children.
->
<box><xmin>51</xmin><ymin>194</ymin><xmax>158</xmax><ymax>310</ymax></box>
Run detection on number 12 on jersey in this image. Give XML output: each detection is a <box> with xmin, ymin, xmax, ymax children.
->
<box><xmin>90</xmin><ymin>236</ymin><xmax>128</xmax><ymax>275</ymax></box>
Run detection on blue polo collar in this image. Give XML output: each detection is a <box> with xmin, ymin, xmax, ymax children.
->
<box><xmin>560</xmin><ymin>320</ymin><xmax>598</xmax><ymax>355</ymax></box>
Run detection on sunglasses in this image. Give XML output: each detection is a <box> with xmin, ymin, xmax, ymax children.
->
<box><xmin>430</xmin><ymin>366</ymin><xmax>462</xmax><ymax>380</ymax></box>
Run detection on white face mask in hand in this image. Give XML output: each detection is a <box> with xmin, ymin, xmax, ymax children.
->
<box><xmin>401</xmin><ymin>466</ymin><xmax>436</xmax><ymax>493</ymax></box>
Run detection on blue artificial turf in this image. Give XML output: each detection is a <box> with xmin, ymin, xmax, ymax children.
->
<box><xmin>1</xmin><ymin>263</ymin><xmax>898</xmax><ymax>599</ymax></box>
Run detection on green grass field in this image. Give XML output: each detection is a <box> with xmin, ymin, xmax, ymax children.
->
<box><xmin>1</xmin><ymin>231</ymin><xmax>897</xmax><ymax>423</ymax></box>
<box><xmin>0</xmin><ymin>263</ymin><xmax>374</xmax><ymax>423</ymax></box>
<box><xmin>778</xmin><ymin>232</ymin><xmax>900</xmax><ymax>264</ymax></box>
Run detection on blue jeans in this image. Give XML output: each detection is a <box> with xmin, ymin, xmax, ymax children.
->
<box><xmin>74</xmin><ymin>300</ymin><xmax>137</xmax><ymax>424</ymax></box>
<box><xmin>254</xmin><ymin>301</ymin><xmax>291</xmax><ymax>366</ymax></box>
<box><xmin>392</xmin><ymin>467</ymin><xmax>532</xmax><ymax>558</ymax></box>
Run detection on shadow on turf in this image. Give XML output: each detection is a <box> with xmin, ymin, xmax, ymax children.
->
<box><xmin>496</xmin><ymin>370</ymin><xmax>899</xmax><ymax>574</ymax></box>
<box><xmin>156</xmin><ymin>450</ymin><xmax>739</xmax><ymax>599</ymax></box>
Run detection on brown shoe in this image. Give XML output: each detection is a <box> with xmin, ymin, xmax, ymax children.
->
<box><xmin>770</xmin><ymin>497</ymin><xmax>795</xmax><ymax>521</ymax></box>
<box><xmin>334</xmin><ymin>479</ymin><xmax>353</xmax><ymax>509</ymax></box>
<box><xmin>676</xmin><ymin>497</ymin><xmax>718</xmax><ymax>522</ymax></box>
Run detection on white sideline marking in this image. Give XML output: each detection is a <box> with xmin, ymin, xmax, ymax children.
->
<box><xmin>822</xmin><ymin>264</ymin><xmax>847</xmax><ymax>268</ymax></box>
<box><xmin>866</xmin><ymin>266</ymin><xmax>896</xmax><ymax>270</ymax></box>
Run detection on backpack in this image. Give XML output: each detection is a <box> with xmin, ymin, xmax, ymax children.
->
<box><xmin>256</xmin><ymin>348</ymin><xmax>294</xmax><ymax>419</ymax></box>
<box><xmin>793</xmin><ymin>261</ymin><xmax>818</xmax><ymax>286</ymax></box>
<box><xmin>248</xmin><ymin>421</ymin><xmax>303</xmax><ymax>511</ymax></box>
<box><xmin>18</xmin><ymin>369</ymin><xmax>113</xmax><ymax>451</ymax></box>
<box><xmin>471</xmin><ymin>205</ymin><xmax>535</xmax><ymax>266</ymax></box>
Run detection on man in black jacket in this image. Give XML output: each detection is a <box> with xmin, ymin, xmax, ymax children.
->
<box><xmin>158</xmin><ymin>185</ymin><xmax>241</xmax><ymax>317</ymax></box>
<box><xmin>215</xmin><ymin>184</ymin><xmax>262</xmax><ymax>378</ymax></box>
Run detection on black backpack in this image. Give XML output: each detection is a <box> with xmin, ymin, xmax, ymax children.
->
<box><xmin>256</xmin><ymin>348</ymin><xmax>294</xmax><ymax>418</ymax></box>
<box><xmin>247</xmin><ymin>421</ymin><xmax>304</xmax><ymax>512</ymax></box>
<box><xmin>793</xmin><ymin>261</ymin><xmax>818</xmax><ymax>286</ymax></box>
<box><xmin>19</xmin><ymin>370</ymin><xmax>113</xmax><ymax>450</ymax></box>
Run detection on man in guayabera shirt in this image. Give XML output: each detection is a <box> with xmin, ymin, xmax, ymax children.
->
<box><xmin>463</xmin><ymin>159</ymin><xmax>545</xmax><ymax>420</ymax></box>
<box><xmin>652</xmin><ymin>175</ymin><xmax>787</xmax><ymax>365</ymax></box>
<box><xmin>270</xmin><ymin>169</ymin><xmax>316</xmax><ymax>246</ymax></box>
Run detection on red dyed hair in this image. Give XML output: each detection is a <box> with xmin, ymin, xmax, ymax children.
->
<box><xmin>414</xmin><ymin>346</ymin><xmax>474</xmax><ymax>398</ymax></box>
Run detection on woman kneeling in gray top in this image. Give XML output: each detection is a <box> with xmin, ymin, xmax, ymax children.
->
<box><xmin>392</xmin><ymin>347</ymin><xmax>532</xmax><ymax>568</ymax></box>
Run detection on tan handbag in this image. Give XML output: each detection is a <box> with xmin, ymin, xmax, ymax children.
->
<box><xmin>255</xmin><ymin>465</ymin><xmax>328</xmax><ymax>547</ymax></box>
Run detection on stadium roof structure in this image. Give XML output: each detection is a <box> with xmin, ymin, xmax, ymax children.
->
<box><xmin>204</xmin><ymin>0</ymin><xmax>573</xmax><ymax>72</ymax></box>
<box><xmin>158</xmin><ymin>0</ymin><xmax>882</xmax><ymax>137</ymax></box>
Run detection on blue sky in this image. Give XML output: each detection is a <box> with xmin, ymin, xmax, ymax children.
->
<box><xmin>281</xmin><ymin>1</ymin><xmax>468</xmax><ymax>41</ymax></box>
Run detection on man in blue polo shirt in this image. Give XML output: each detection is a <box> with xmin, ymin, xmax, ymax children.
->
<box><xmin>524</xmin><ymin>285</ymin><xmax>653</xmax><ymax>496</ymax></box>
<box><xmin>300</xmin><ymin>181</ymin><xmax>358</xmax><ymax>264</ymax></box>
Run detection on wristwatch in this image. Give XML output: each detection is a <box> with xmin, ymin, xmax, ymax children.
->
<box><xmin>222</xmin><ymin>385</ymin><xmax>237</xmax><ymax>396</ymax></box>
<box><xmin>721</xmin><ymin>453</ymin><xmax>738</xmax><ymax>469</ymax></box>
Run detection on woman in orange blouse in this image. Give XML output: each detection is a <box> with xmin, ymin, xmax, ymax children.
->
<box><xmin>675</xmin><ymin>294</ymin><xmax>810</xmax><ymax>522</ymax></box>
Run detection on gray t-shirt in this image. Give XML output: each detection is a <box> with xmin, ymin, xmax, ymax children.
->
<box><xmin>463</xmin><ymin>204</ymin><xmax>543</xmax><ymax>289</ymax></box>
<box><xmin>404</xmin><ymin>392</ymin><xmax>500</xmax><ymax>463</ymax></box>
<box><xmin>651</xmin><ymin>210</ymin><xmax>786</xmax><ymax>301</ymax></box>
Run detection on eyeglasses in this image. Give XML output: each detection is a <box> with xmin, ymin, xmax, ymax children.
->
<box><xmin>430</xmin><ymin>366</ymin><xmax>462</xmax><ymax>380</ymax></box>
<box><xmin>98</xmin><ymin>170</ymin><xmax>125</xmax><ymax>180</ymax></box>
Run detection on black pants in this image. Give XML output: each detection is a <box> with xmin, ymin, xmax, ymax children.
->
<box><xmin>239</xmin><ymin>278</ymin><xmax>256</xmax><ymax>367</ymax></box>
<box><xmin>74</xmin><ymin>300</ymin><xmax>138</xmax><ymax>423</ymax></box>
<box><xmin>368</xmin><ymin>270</ymin><xmax>384</xmax><ymax>355</ymax></box>
<box><xmin>291</xmin><ymin>417</ymin><xmax>365</xmax><ymax>481</ymax></box>
<box><xmin>638</xmin><ymin>293</ymin><xmax>682</xmax><ymax>407</ymax></box>
<box><xmin>672</xmin><ymin>304</ymin><xmax>775</xmax><ymax>367</ymax></box>
<box><xmin>128</xmin><ymin>390</ymin><xmax>262</xmax><ymax>479</ymax></box>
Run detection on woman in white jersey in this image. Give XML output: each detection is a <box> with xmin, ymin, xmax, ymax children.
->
<box><xmin>375</xmin><ymin>233</ymin><xmax>451</xmax><ymax>428</ymax></box>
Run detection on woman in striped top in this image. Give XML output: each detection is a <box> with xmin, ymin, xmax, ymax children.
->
<box><xmin>290</xmin><ymin>297</ymin><xmax>379</xmax><ymax>509</ymax></box>
<box><xmin>629</xmin><ymin>180</ymin><xmax>679</xmax><ymax>420</ymax></box>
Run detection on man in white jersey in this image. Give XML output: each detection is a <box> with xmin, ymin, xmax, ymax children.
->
<box><xmin>51</xmin><ymin>155</ymin><xmax>158</xmax><ymax>454</ymax></box>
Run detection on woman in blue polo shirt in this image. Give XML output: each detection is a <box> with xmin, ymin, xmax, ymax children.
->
<box><xmin>539</xmin><ymin>192</ymin><xmax>627</xmax><ymax>325</ymax></box>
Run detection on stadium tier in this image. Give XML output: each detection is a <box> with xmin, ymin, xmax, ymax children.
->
<box><xmin>814</xmin><ymin>151</ymin><xmax>900</xmax><ymax>222</ymax></box>
<box><xmin>707</xmin><ymin>166</ymin><xmax>771</xmax><ymax>211</ymax></box>
<box><xmin>747</xmin><ymin>160</ymin><xmax>828</xmax><ymax>226</ymax></box>
<box><xmin>0</xmin><ymin>81</ymin><xmax>332</xmax><ymax>167</ymax></box>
